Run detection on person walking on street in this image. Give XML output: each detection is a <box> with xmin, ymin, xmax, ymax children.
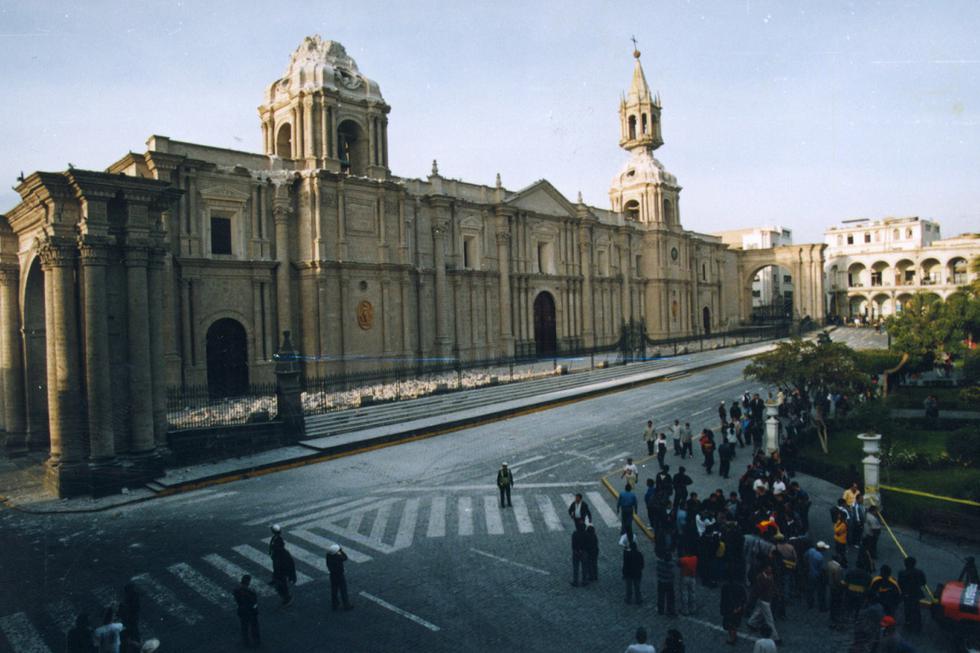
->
<box><xmin>805</xmin><ymin>541</ymin><xmax>830</xmax><ymax>611</ymax></box>
<box><xmin>719</xmin><ymin>438</ymin><xmax>734</xmax><ymax>479</ymax></box>
<box><xmin>897</xmin><ymin>557</ymin><xmax>926</xmax><ymax>633</ymax></box>
<box><xmin>843</xmin><ymin>562</ymin><xmax>872</xmax><ymax>622</ymax></box>
<box><xmin>233</xmin><ymin>575</ymin><xmax>260</xmax><ymax>648</ymax></box>
<box><xmin>617</xmin><ymin>483</ymin><xmax>638</xmax><ymax>539</ymax></box>
<box><xmin>700</xmin><ymin>430</ymin><xmax>716</xmax><ymax>475</ymax></box>
<box><xmin>657</xmin><ymin>553</ymin><xmax>678</xmax><ymax>616</ymax></box>
<box><xmin>681</xmin><ymin>422</ymin><xmax>694</xmax><ymax>459</ymax></box>
<box><xmin>718</xmin><ymin>401</ymin><xmax>728</xmax><ymax>429</ymax></box>
<box><xmin>657</xmin><ymin>432</ymin><xmax>669</xmax><ymax>470</ymax></box>
<box><xmin>326</xmin><ymin>544</ymin><xmax>354</xmax><ymax>610</ymax></box>
<box><xmin>673</xmin><ymin>467</ymin><xmax>692</xmax><ymax>510</ymax></box>
<box><xmin>66</xmin><ymin>613</ymin><xmax>95</xmax><ymax>653</ymax></box>
<box><xmin>645</xmin><ymin>479</ymin><xmax>659</xmax><ymax>528</ymax></box>
<box><xmin>118</xmin><ymin>582</ymin><xmax>142</xmax><ymax>653</ymax></box>
<box><xmin>747</xmin><ymin>563</ymin><xmax>781</xmax><ymax>645</ymax></box>
<box><xmin>678</xmin><ymin>552</ymin><xmax>698</xmax><ymax>615</ymax></box>
<box><xmin>847</xmin><ymin>495</ymin><xmax>865</xmax><ymax>547</ymax></box>
<box><xmin>671</xmin><ymin>419</ymin><xmax>683</xmax><ymax>456</ymax></box>
<box><xmin>584</xmin><ymin>521</ymin><xmax>599</xmax><ymax>583</ymax></box>
<box><xmin>568</xmin><ymin>492</ymin><xmax>592</xmax><ymax>527</ymax></box>
<box><xmin>571</xmin><ymin>521</ymin><xmax>587</xmax><ymax>587</ymax></box>
<box><xmin>625</xmin><ymin>627</ymin><xmax>656</xmax><ymax>653</ymax></box>
<box><xmin>644</xmin><ymin>420</ymin><xmax>656</xmax><ymax>456</ymax></box>
<box><xmin>269</xmin><ymin>526</ymin><xmax>296</xmax><ymax>606</ymax></box>
<box><xmin>622</xmin><ymin>458</ymin><xmax>639</xmax><ymax>488</ymax></box>
<box><xmin>870</xmin><ymin>564</ymin><xmax>902</xmax><ymax>617</ymax></box>
<box><xmin>623</xmin><ymin>540</ymin><xmax>645</xmax><ymax>605</ymax></box>
<box><xmin>721</xmin><ymin>574</ymin><xmax>748</xmax><ymax>646</ymax></box>
<box><xmin>833</xmin><ymin>512</ymin><xmax>848</xmax><ymax>561</ymax></box>
<box><xmin>662</xmin><ymin>629</ymin><xmax>685</xmax><ymax>653</ymax></box>
<box><xmin>826</xmin><ymin>554</ymin><xmax>846</xmax><ymax>628</ymax></box>
<box><xmin>496</xmin><ymin>462</ymin><xmax>514</xmax><ymax>507</ymax></box>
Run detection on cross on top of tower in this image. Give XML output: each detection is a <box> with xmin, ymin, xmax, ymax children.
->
<box><xmin>631</xmin><ymin>35</ymin><xmax>640</xmax><ymax>59</ymax></box>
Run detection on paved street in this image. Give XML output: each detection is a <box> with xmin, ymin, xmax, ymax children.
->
<box><xmin>0</xmin><ymin>329</ymin><xmax>963</xmax><ymax>652</ymax></box>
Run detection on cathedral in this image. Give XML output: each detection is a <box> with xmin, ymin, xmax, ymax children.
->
<box><xmin>0</xmin><ymin>36</ymin><xmax>825</xmax><ymax>495</ymax></box>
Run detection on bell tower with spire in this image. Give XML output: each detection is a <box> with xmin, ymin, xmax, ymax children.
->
<box><xmin>619</xmin><ymin>38</ymin><xmax>662</xmax><ymax>153</ymax></box>
<box><xmin>609</xmin><ymin>40</ymin><xmax>681</xmax><ymax>228</ymax></box>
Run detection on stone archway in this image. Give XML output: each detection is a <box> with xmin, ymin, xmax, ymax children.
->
<box><xmin>533</xmin><ymin>291</ymin><xmax>557</xmax><ymax>357</ymax></box>
<box><xmin>206</xmin><ymin>318</ymin><xmax>249</xmax><ymax>398</ymax></box>
<box><xmin>702</xmin><ymin>306</ymin><xmax>711</xmax><ymax>335</ymax></box>
<box><xmin>23</xmin><ymin>257</ymin><xmax>48</xmax><ymax>450</ymax></box>
<box><xmin>736</xmin><ymin>244</ymin><xmax>826</xmax><ymax>325</ymax></box>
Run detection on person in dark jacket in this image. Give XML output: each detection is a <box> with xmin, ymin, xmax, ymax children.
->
<box><xmin>117</xmin><ymin>582</ymin><xmax>141</xmax><ymax>653</ymax></box>
<box><xmin>700</xmin><ymin>430</ymin><xmax>716</xmax><ymax>475</ymax></box>
<box><xmin>897</xmin><ymin>557</ymin><xmax>926</xmax><ymax>633</ymax></box>
<box><xmin>65</xmin><ymin>613</ymin><xmax>95</xmax><ymax>653</ymax></box>
<box><xmin>673</xmin><ymin>467</ymin><xmax>692</xmax><ymax>510</ymax></box>
<box><xmin>656</xmin><ymin>553</ymin><xmax>677</xmax><ymax>616</ymax></box>
<box><xmin>270</xmin><ymin>531</ymin><xmax>297</xmax><ymax>606</ymax></box>
<box><xmin>233</xmin><ymin>575</ymin><xmax>260</xmax><ymax>648</ymax></box>
<box><xmin>583</xmin><ymin>521</ymin><xmax>599</xmax><ymax>583</ymax></box>
<box><xmin>571</xmin><ymin>521</ymin><xmax>587</xmax><ymax>587</ymax></box>
<box><xmin>720</xmin><ymin>575</ymin><xmax>748</xmax><ymax>646</ymax></box>
<box><xmin>623</xmin><ymin>540</ymin><xmax>645</xmax><ymax>604</ymax></box>
<box><xmin>662</xmin><ymin>628</ymin><xmax>686</xmax><ymax>653</ymax></box>
<box><xmin>567</xmin><ymin>493</ymin><xmax>591</xmax><ymax>526</ymax></box>
<box><xmin>496</xmin><ymin>463</ymin><xmax>514</xmax><ymax>507</ymax></box>
<box><xmin>326</xmin><ymin>544</ymin><xmax>353</xmax><ymax>610</ymax></box>
<box><xmin>719</xmin><ymin>439</ymin><xmax>734</xmax><ymax>479</ymax></box>
<box><xmin>869</xmin><ymin>565</ymin><xmax>902</xmax><ymax>616</ymax></box>
<box><xmin>718</xmin><ymin>401</ymin><xmax>728</xmax><ymax>429</ymax></box>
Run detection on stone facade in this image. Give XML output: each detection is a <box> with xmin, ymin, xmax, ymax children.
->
<box><xmin>823</xmin><ymin>217</ymin><xmax>979</xmax><ymax>319</ymax></box>
<box><xmin>0</xmin><ymin>36</ymin><xmax>825</xmax><ymax>495</ymax></box>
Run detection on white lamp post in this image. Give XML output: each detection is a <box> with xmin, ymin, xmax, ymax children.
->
<box><xmin>857</xmin><ymin>433</ymin><xmax>883</xmax><ymax>508</ymax></box>
<box><xmin>765</xmin><ymin>399</ymin><xmax>780</xmax><ymax>455</ymax></box>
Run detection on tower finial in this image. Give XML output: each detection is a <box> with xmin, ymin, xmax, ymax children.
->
<box><xmin>495</xmin><ymin>172</ymin><xmax>502</xmax><ymax>189</ymax></box>
<box><xmin>631</xmin><ymin>35</ymin><xmax>640</xmax><ymax>59</ymax></box>
<box><xmin>431</xmin><ymin>159</ymin><xmax>439</xmax><ymax>176</ymax></box>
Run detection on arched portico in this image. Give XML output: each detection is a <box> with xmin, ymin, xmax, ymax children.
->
<box><xmin>735</xmin><ymin>244</ymin><xmax>826</xmax><ymax>325</ymax></box>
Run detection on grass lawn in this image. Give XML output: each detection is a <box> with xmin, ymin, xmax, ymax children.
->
<box><xmin>796</xmin><ymin>413</ymin><xmax>980</xmax><ymax>526</ymax></box>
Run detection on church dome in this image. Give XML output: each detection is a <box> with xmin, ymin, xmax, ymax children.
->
<box><xmin>263</xmin><ymin>35</ymin><xmax>385</xmax><ymax>105</ymax></box>
<box><xmin>612</xmin><ymin>150</ymin><xmax>678</xmax><ymax>188</ymax></box>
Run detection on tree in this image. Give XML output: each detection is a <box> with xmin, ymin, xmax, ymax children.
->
<box><xmin>743</xmin><ymin>337</ymin><xmax>867</xmax><ymax>453</ymax></box>
<box><xmin>884</xmin><ymin>293</ymin><xmax>946</xmax><ymax>370</ymax></box>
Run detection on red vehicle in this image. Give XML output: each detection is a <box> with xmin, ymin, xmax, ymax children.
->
<box><xmin>932</xmin><ymin>581</ymin><xmax>980</xmax><ymax>652</ymax></box>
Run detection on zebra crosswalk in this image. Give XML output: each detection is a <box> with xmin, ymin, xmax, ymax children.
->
<box><xmin>0</xmin><ymin>490</ymin><xmax>617</xmax><ymax>652</ymax></box>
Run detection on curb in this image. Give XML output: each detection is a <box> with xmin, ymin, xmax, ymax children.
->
<box><xmin>1</xmin><ymin>336</ymin><xmax>790</xmax><ymax>515</ymax></box>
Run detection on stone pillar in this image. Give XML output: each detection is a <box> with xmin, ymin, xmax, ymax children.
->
<box><xmin>77</xmin><ymin>239</ymin><xmax>115</xmax><ymax>462</ymax></box>
<box><xmin>38</xmin><ymin>237</ymin><xmax>88</xmax><ymax>496</ymax></box>
<box><xmin>495</xmin><ymin>213</ymin><xmax>513</xmax><ymax>357</ymax></box>
<box><xmin>275</xmin><ymin>331</ymin><xmax>305</xmax><ymax>443</ymax></box>
<box><xmin>431</xmin><ymin>211</ymin><xmax>451</xmax><ymax>356</ymax></box>
<box><xmin>0</xmin><ymin>265</ymin><xmax>27</xmax><ymax>454</ymax></box>
<box><xmin>765</xmin><ymin>398</ymin><xmax>780</xmax><ymax>456</ymax></box>
<box><xmin>619</xmin><ymin>229</ymin><xmax>632</xmax><ymax>323</ymax></box>
<box><xmin>147</xmin><ymin>245</ymin><xmax>170</xmax><ymax>457</ymax></box>
<box><xmin>274</xmin><ymin>203</ymin><xmax>292</xmax><ymax>338</ymax></box>
<box><xmin>578</xmin><ymin>226</ymin><xmax>594</xmax><ymax>347</ymax></box>
<box><xmin>125</xmin><ymin>245</ymin><xmax>157</xmax><ymax>455</ymax></box>
<box><xmin>858</xmin><ymin>433</ymin><xmax>882</xmax><ymax>508</ymax></box>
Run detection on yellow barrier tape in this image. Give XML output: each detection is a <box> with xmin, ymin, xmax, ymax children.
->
<box><xmin>877</xmin><ymin>511</ymin><xmax>936</xmax><ymax>603</ymax></box>
<box><xmin>879</xmin><ymin>484</ymin><xmax>980</xmax><ymax>508</ymax></box>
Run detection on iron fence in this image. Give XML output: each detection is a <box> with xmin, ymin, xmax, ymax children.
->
<box><xmin>166</xmin><ymin>382</ymin><xmax>278</xmax><ymax>431</ymax></box>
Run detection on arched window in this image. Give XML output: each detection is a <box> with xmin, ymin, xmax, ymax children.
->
<box><xmin>641</xmin><ymin>113</ymin><xmax>648</xmax><ymax>135</ymax></box>
<box><xmin>624</xmin><ymin>199</ymin><xmax>640</xmax><ymax>221</ymax></box>
<box><xmin>662</xmin><ymin>197</ymin><xmax>673</xmax><ymax>223</ymax></box>
<box><xmin>893</xmin><ymin>229</ymin><xmax>899</xmax><ymax>240</ymax></box>
<box><xmin>628</xmin><ymin>115</ymin><xmax>637</xmax><ymax>140</ymax></box>
<box><xmin>702</xmin><ymin>262</ymin><xmax>707</xmax><ymax>281</ymax></box>
<box><xmin>275</xmin><ymin>123</ymin><xmax>292</xmax><ymax>158</ymax></box>
<box><xmin>337</xmin><ymin>120</ymin><xmax>366</xmax><ymax>175</ymax></box>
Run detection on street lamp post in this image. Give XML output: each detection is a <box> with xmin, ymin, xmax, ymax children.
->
<box><xmin>765</xmin><ymin>398</ymin><xmax>780</xmax><ymax>455</ymax></box>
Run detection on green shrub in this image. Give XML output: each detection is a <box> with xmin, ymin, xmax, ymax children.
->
<box><xmin>946</xmin><ymin>426</ymin><xmax>980</xmax><ymax>466</ymax></box>
<box><xmin>959</xmin><ymin>386</ymin><xmax>980</xmax><ymax>405</ymax></box>
<box><xmin>963</xmin><ymin>349</ymin><xmax>980</xmax><ymax>385</ymax></box>
<box><xmin>853</xmin><ymin>349</ymin><xmax>904</xmax><ymax>375</ymax></box>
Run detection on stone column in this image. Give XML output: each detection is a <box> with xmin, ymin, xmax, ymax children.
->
<box><xmin>431</xmin><ymin>211</ymin><xmax>451</xmax><ymax>356</ymax></box>
<box><xmin>578</xmin><ymin>226</ymin><xmax>594</xmax><ymax>347</ymax></box>
<box><xmin>77</xmin><ymin>239</ymin><xmax>115</xmax><ymax>461</ymax></box>
<box><xmin>274</xmin><ymin>204</ymin><xmax>292</xmax><ymax>338</ymax></box>
<box><xmin>495</xmin><ymin>212</ymin><xmax>513</xmax><ymax>357</ymax></box>
<box><xmin>0</xmin><ymin>265</ymin><xmax>27</xmax><ymax>454</ymax></box>
<box><xmin>619</xmin><ymin>229</ymin><xmax>632</xmax><ymax>323</ymax></box>
<box><xmin>38</xmin><ymin>237</ymin><xmax>87</xmax><ymax>496</ymax></box>
<box><xmin>147</xmin><ymin>245</ymin><xmax>169</xmax><ymax>455</ymax></box>
<box><xmin>275</xmin><ymin>331</ymin><xmax>305</xmax><ymax>443</ymax></box>
<box><xmin>125</xmin><ymin>245</ymin><xmax>156</xmax><ymax>455</ymax></box>
<box><xmin>858</xmin><ymin>433</ymin><xmax>883</xmax><ymax>508</ymax></box>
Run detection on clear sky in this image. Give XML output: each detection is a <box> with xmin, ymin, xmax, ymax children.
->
<box><xmin>1</xmin><ymin>1</ymin><xmax>978</xmax><ymax>243</ymax></box>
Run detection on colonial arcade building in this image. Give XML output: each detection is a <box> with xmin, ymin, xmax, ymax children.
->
<box><xmin>0</xmin><ymin>36</ymin><xmax>824</xmax><ymax>495</ymax></box>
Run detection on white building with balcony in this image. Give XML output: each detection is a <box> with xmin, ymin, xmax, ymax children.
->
<box><xmin>824</xmin><ymin>217</ymin><xmax>978</xmax><ymax>319</ymax></box>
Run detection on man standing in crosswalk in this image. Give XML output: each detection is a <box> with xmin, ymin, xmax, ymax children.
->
<box><xmin>233</xmin><ymin>575</ymin><xmax>260</xmax><ymax>648</ymax></box>
<box><xmin>326</xmin><ymin>544</ymin><xmax>354</xmax><ymax>611</ymax></box>
<box><xmin>567</xmin><ymin>492</ymin><xmax>592</xmax><ymax>527</ymax></box>
<box><xmin>496</xmin><ymin>462</ymin><xmax>514</xmax><ymax>508</ymax></box>
<box><xmin>269</xmin><ymin>524</ymin><xmax>296</xmax><ymax>606</ymax></box>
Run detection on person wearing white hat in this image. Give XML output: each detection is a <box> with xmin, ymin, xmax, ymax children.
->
<box><xmin>140</xmin><ymin>638</ymin><xmax>161</xmax><ymax>653</ymax></box>
<box><xmin>326</xmin><ymin>544</ymin><xmax>353</xmax><ymax>611</ymax></box>
<box><xmin>496</xmin><ymin>462</ymin><xmax>514</xmax><ymax>508</ymax></box>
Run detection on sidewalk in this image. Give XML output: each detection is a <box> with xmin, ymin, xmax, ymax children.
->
<box><xmin>1</xmin><ymin>336</ymin><xmax>798</xmax><ymax>514</ymax></box>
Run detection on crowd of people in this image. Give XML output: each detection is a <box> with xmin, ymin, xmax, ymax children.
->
<box><xmin>604</xmin><ymin>393</ymin><xmax>945</xmax><ymax>653</ymax></box>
